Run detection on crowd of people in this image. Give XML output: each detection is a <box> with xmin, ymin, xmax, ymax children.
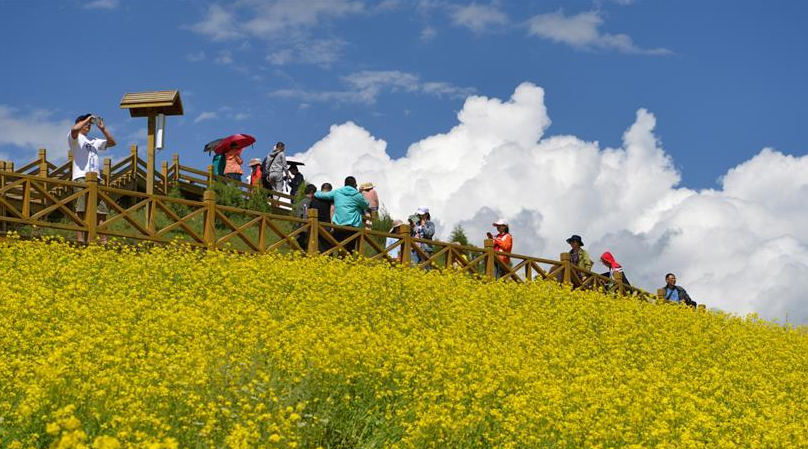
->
<box><xmin>66</xmin><ymin>114</ymin><xmax>696</xmax><ymax>305</ymax></box>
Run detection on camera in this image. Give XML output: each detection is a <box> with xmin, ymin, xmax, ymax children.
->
<box><xmin>90</xmin><ymin>116</ymin><xmax>102</xmax><ymax>125</ymax></box>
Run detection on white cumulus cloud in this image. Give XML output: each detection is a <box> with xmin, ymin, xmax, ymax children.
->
<box><xmin>0</xmin><ymin>105</ymin><xmax>73</xmax><ymax>162</ymax></box>
<box><xmin>290</xmin><ymin>82</ymin><xmax>808</xmax><ymax>324</ymax></box>
<box><xmin>528</xmin><ymin>10</ymin><xmax>671</xmax><ymax>55</ymax></box>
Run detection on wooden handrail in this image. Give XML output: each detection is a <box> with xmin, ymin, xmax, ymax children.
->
<box><xmin>0</xmin><ymin>156</ymin><xmax>658</xmax><ymax>301</ymax></box>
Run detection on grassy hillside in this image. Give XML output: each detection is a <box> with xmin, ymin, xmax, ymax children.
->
<box><xmin>1</xmin><ymin>238</ymin><xmax>806</xmax><ymax>449</ymax></box>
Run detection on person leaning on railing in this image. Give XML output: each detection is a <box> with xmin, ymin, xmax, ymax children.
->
<box><xmin>69</xmin><ymin>113</ymin><xmax>116</xmax><ymax>243</ymax></box>
<box><xmin>313</xmin><ymin>176</ymin><xmax>369</xmax><ymax>254</ymax></box>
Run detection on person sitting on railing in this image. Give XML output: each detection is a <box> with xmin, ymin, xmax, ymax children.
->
<box><xmin>566</xmin><ymin>235</ymin><xmax>593</xmax><ymax>280</ymax></box>
<box><xmin>247</xmin><ymin>158</ymin><xmax>263</xmax><ymax>188</ymax></box>
<box><xmin>600</xmin><ymin>251</ymin><xmax>631</xmax><ymax>288</ymax></box>
<box><xmin>414</xmin><ymin>207</ymin><xmax>435</xmax><ymax>270</ymax></box>
<box><xmin>69</xmin><ymin>113</ymin><xmax>116</xmax><ymax>243</ymax></box>
<box><xmin>262</xmin><ymin>142</ymin><xmax>288</xmax><ymax>197</ymax></box>
<box><xmin>223</xmin><ymin>144</ymin><xmax>243</xmax><ymax>182</ymax></box>
<box><xmin>313</xmin><ymin>176</ymin><xmax>369</xmax><ymax>254</ymax></box>
<box><xmin>661</xmin><ymin>273</ymin><xmax>696</xmax><ymax>307</ymax></box>
<box><xmin>487</xmin><ymin>219</ymin><xmax>513</xmax><ymax>279</ymax></box>
<box><xmin>288</xmin><ymin>164</ymin><xmax>304</xmax><ymax>197</ymax></box>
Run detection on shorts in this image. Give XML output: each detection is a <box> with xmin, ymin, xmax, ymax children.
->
<box><xmin>73</xmin><ymin>177</ymin><xmax>109</xmax><ymax>214</ymax></box>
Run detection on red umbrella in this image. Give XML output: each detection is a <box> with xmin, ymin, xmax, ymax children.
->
<box><xmin>213</xmin><ymin>134</ymin><xmax>256</xmax><ymax>154</ymax></box>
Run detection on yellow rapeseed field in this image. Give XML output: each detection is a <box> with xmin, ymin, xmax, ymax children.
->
<box><xmin>1</xmin><ymin>238</ymin><xmax>807</xmax><ymax>449</ymax></box>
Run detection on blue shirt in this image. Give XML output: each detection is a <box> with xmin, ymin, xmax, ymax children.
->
<box><xmin>665</xmin><ymin>287</ymin><xmax>681</xmax><ymax>302</ymax></box>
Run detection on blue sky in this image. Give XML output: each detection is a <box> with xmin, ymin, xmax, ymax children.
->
<box><xmin>1</xmin><ymin>0</ymin><xmax>806</xmax><ymax>189</ymax></box>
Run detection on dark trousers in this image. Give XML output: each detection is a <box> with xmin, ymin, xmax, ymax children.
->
<box><xmin>332</xmin><ymin>228</ymin><xmax>358</xmax><ymax>254</ymax></box>
<box><xmin>225</xmin><ymin>172</ymin><xmax>242</xmax><ymax>181</ymax></box>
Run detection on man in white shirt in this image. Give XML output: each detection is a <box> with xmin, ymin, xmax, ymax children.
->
<box><xmin>69</xmin><ymin>113</ymin><xmax>116</xmax><ymax>242</ymax></box>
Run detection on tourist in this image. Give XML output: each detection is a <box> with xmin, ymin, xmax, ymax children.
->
<box><xmin>413</xmin><ymin>207</ymin><xmax>435</xmax><ymax>269</ymax></box>
<box><xmin>288</xmin><ymin>164</ymin><xmax>304</xmax><ymax>197</ymax></box>
<box><xmin>566</xmin><ymin>234</ymin><xmax>592</xmax><ymax>284</ymax></box>
<box><xmin>294</xmin><ymin>184</ymin><xmax>317</xmax><ymax>252</ymax></box>
<box><xmin>223</xmin><ymin>144</ymin><xmax>243</xmax><ymax>182</ymax></box>
<box><xmin>661</xmin><ymin>273</ymin><xmax>696</xmax><ymax>307</ymax></box>
<box><xmin>386</xmin><ymin>219</ymin><xmax>405</xmax><ymax>263</ymax></box>
<box><xmin>313</xmin><ymin>176</ymin><xmax>369</xmax><ymax>254</ymax></box>
<box><xmin>360</xmin><ymin>182</ymin><xmax>379</xmax><ymax>227</ymax></box>
<box><xmin>309</xmin><ymin>182</ymin><xmax>334</xmax><ymax>253</ymax></box>
<box><xmin>487</xmin><ymin>219</ymin><xmax>513</xmax><ymax>279</ymax></box>
<box><xmin>69</xmin><ymin>113</ymin><xmax>116</xmax><ymax>243</ymax></box>
<box><xmin>263</xmin><ymin>142</ymin><xmax>288</xmax><ymax>194</ymax></box>
<box><xmin>247</xmin><ymin>158</ymin><xmax>262</xmax><ymax>188</ymax></box>
<box><xmin>600</xmin><ymin>251</ymin><xmax>631</xmax><ymax>287</ymax></box>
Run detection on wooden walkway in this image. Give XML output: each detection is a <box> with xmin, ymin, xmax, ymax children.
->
<box><xmin>1</xmin><ymin>151</ymin><xmax>694</xmax><ymax>305</ymax></box>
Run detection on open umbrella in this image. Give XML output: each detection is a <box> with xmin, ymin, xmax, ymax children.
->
<box><xmin>203</xmin><ymin>138</ymin><xmax>223</xmax><ymax>154</ymax></box>
<box><xmin>213</xmin><ymin>134</ymin><xmax>256</xmax><ymax>154</ymax></box>
<box><xmin>286</xmin><ymin>159</ymin><xmax>305</xmax><ymax>167</ymax></box>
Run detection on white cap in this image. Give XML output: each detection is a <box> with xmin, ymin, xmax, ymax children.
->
<box><xmin>492</xmin><ymin>218</ymin><xmax>508</xmax><ymax>227</ymax></box>
<box><xmin>416</xmin><ymin>207</ymin><xmax>429</xmax><ymax>215</ymax></box>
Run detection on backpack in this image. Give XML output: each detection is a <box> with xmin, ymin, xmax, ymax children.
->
<box><xmin>212</xmin><ymin>153</ymin><xmax>226</xmax><ymax>176</ymax></box>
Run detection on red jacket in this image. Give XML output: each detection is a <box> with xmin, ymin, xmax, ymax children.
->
<box><xmin>493</xmin><ymin>232</ymin><xmax>513</xmax><ymax>264</ymax></box>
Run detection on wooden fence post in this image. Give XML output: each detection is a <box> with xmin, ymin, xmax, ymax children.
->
<box><xmin>207</xmin><ymin>164</ymin><xmax>214</xmax><ymax>186</ymax></box>
<box><xmin>103</xmin><ymin>158</ymin><xmax>111</xmax><ymax>186</ymax></box>
<box><xmin>146</xmin><ymin>115</ymin><xmax>156</xmax><ymax>197</ymax></box>
<box><xmin>67</xmin><ymin>150</ymin><xmax>73</xmax><ymax>180</ymax></box>
<box><xmin>484</xmin><ymin>238</ymin><xmax>496</xmax><ymax>279</ymax></box>
<box><xmin>38</xmin><ymin>149</ymin><xmax>48</xmax><ymax>177</ymax></box>
<box><xmin>85</xmin><ymin>172</ymin><xmax>98</xmax><ymax>242</ymax></box>
<box><xmin>172</xmin><ymin>153</ymin><xmax>180</xmax><ymax>182</ymax></box>
<box><xmin>614</xmin><ymin>271</ymin><xmax>625</xmax><ymax>295</ymax></box>
<box><xmin>560</xmin><ymin>252</ymin><xmax>572</xmax><ymax>285</ymax></box>
<box><xmin>203</xmin><ymin>189</ymin><xmax>216</xmax><ymax>249</ymax></box>
<box><xmin>0</xmin><ymin>161</ymin><xmax>4</xmax><ymax>233</ymax></box>
<box><xmin>657</xmin><ymin>288</ymin><xmax>667</xmax><ymax>303</ymax></box>
<box><xmin>400</xmin><ymin>224</ymin><xmax>411</xmax><ymax>266</ymax></box>
<box><xmin>130</xmin><ymin>145</ymin><xmax>138</xmax><ymax>182</ymax></box>
<box><xmin>307</xmin><ymin>208</ymin><xmax>319</xmax><ymax>254</ymax></box>
<box><xmin>161</xmin><ymin>161</ymin><xmax>169</xmax><ymax>194</ymax></box>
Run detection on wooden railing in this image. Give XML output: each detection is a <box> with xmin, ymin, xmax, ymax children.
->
<box><xmin>0</xmin><ymin>168</ymin><xmax>659</xmax><ymax>301</ymax></box>
<box><xmin>1</xmin><ymin>147</ymin><xmax>294</xmax><ymax>211</ymax></box>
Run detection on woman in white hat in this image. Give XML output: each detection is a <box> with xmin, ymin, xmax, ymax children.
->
<box><xmin>486</xmin><ymin>219</ymin><xmax>513</xmax><ymax>279</ymax></box>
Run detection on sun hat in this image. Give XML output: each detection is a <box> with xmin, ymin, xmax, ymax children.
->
<box><xmin>360</xmin><ymin>182</ymin><xmax>375</xmax><ymax>190</ymax></box>
<box><xmin>416</xmin><ymin>207</ymin><xmax>429</xmax><ymax>215</ymax></box>
<box><xmin>566</xmin><ymin>234</ymin><xmax>584</xmax><ymax>246</ymax></box>
<box><xmin>389</xmin><ymin>219</ymin><xmax>404</xmax><ymax>233</ymax></box>
<box><xmin>248</xmin><ymin>158</ymin><xmax>262</xmax><ymax>166</ymax></box>
<box><xmin>492</xmin><ymin>218</ymin><xmax>508</xmax><ymax>227</ymax></box>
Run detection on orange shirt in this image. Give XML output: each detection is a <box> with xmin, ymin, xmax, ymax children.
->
<box><xmin>224</xmin><ymin>150</ymin><xmax>243</xmax><ymax>175</ymax></box>
<box><xmin>493</xmin><ymin>232</ymin><xmax>513</xmax><ymax>264</ymax></box>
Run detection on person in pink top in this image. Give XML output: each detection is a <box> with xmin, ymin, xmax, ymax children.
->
<box><xmin>360</xmin><ymin>182</ymin><xmax>379</xmax><ymax>227</ymax></box>
<box><xmin>223</xmin><ymin>143</ymin><xmax>243</xmax><ymax>182</ymax></box>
